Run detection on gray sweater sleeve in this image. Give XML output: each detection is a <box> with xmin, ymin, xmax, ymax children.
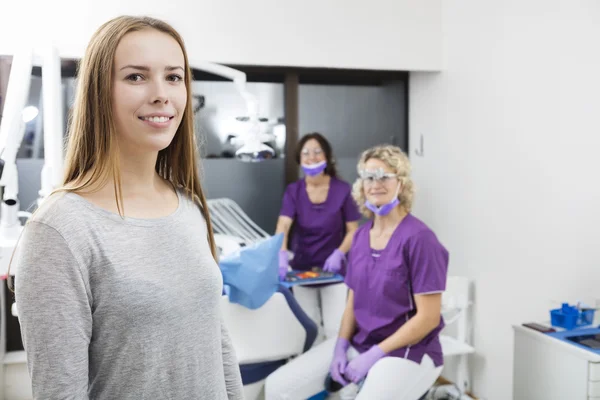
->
<box><xmin>220</xmin><ymin>316</ymin><xmax>244</xmax><ymax>399</ymax></box>
<box><xmin>15</xmin><ymin>221</ymin><xmax>92</xmax><ymax>400</ymax></box>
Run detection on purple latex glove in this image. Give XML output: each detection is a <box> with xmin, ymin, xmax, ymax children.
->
<box><xmin>323</xmin><ymin>248</ymin><xmax>345</xmax><ymax>273</ymax></box>
<box><xmin>329</xmin><ymin>337</ymin><xmax>350</xmax><ymax>385</ymax></box>
<box><xmin>278</xmin><ymin>250</ymin><xmax>289</xmax><ymax>280</ymax></box>
<box><xmin>344</xmin><ymin>345</ymin><xmax>386</xmax><ymax>384</ymax></box>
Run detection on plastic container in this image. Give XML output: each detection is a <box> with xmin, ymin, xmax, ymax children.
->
<box><xmin>550</xmin><ymin>303</ymin><xmax>596</xmax><ymax>330</ymax></box>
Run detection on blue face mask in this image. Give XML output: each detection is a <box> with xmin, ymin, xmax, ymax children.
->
<box><xmin>365</xmin><ymin>196</ymin><xmax>399</xmax><ymax>216</ymax></box>
<box><xmin>364</xmin><ymin>182</ymin><xmax>401</xmax><ymax>216</ymax></box>
<box><xmin>301</xmin><ymin>160</ymin><xmax>327</xmax><ymax>176</ymax></box>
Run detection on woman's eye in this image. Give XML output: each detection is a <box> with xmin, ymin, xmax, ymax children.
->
<box><xmin>168</xmin><ymin>74</ymin><xmax>183</xmax><ymax>82</ymax></box>
<box><xmin>126</xmin><ymin>73</ymin><xmax>144</xmax><ymax>82</ymax></box>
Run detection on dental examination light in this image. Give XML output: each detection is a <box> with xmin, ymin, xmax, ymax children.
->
<box><xmin>188</xmin><ymin>59</ymin><xmax>275</xmax><ymax>162</ymax></box>
<box><xmin>0</xmin><ymin>48</ymin><xmax>33</xmax><ymax>276</ymax></box>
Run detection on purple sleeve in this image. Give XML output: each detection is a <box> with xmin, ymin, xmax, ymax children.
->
<box><xmin>407</xmin><ymin>231</ymin><xmax>449</xmax><ymax>295</ymax></box>
<box><xmin>279</xmin><ymin>185</ymin><xmax>297</xmax><ymax>219</ymax></box>
<box><xmin>342</xmin><ymin>192</ymin><xmax>362</xmax><ymax>223</ymax></box>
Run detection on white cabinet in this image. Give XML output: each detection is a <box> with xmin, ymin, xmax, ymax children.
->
<box><xmin>513</xmin><ymin>325</ymin><xmax>600</xmax><ymax>400</ymax></box>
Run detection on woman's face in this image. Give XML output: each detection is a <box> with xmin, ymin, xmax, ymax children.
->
<box><xmin>362</xmin><ymin>158</ymin><xmax>400</xmax><ymax>206</ymax></box>
<box><xmin>111</xmin><ymin>29</ymin><xmax>187</xmax><ymax>156</ymax></box>
<box><xmin>300</xmin><ymin>138</ymin><xmax>326</xmax><ymax>165</ymax></box>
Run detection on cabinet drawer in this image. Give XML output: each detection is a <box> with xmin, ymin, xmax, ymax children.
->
<box><xmin>590</xmin><ymin>380</ymin><xmax>600</xmax><ymax>397</ymax></box>
<box><xmin>591</xmin><ymin>363</ymin><xmax>600</xmax><ymax>381</ymax></box>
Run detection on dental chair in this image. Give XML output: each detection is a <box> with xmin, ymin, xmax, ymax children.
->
<box><xmin>221</xmin><ymin>286</ymin><xmax>317</xmax><ymax>400</ymax></box>
<box><xmin>210</xmin><ymin>199</ymin><xmax>318</xmax><ymax>400</ymax></box>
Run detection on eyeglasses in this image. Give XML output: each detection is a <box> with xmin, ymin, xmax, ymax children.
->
<box><xmin>301</xmin><ymin>148</ymin><xmax>323</xmax><ymax>157</ymax></box>
<box><xmin>359</xmin><ymin>169</ymin><xmax>398</xmax><ymax>185</ymax></box>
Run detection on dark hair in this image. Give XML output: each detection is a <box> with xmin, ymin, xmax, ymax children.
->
<box><xmin>295</xmin><ymin>132</ymin><xmax>338</xmax><ymax>178</ymax></box>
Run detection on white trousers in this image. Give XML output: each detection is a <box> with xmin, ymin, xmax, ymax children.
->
<box><xmin>265</xmin><ymin>338</ymin><xmax>443</xmax><ymax>400</ymax></box>
<box><xmin>293</xmin><ymin>283</ymin><xmax>348</xmax><ymax>345</ymax></box>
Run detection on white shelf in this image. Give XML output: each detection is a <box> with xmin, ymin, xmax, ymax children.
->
<box><xmin>440</xmin><ymin>335</ymin><xmax>475</xmax><ymax>357</ymax></box>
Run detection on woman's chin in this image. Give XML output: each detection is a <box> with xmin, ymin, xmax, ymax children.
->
<box><xmin>139</xmin><ymin>136</ymin><xmax>176</xmax><ymax>153</ymax></box>
<box><xmin>368</xmin><ymin>198</ymin><xmax>388</xmax><ymax>207</ymax></box>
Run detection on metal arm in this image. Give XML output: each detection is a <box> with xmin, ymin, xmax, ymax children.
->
<box><xmin>38</xmin><ymin>45</ymin><xmax>63</xmax><ymax>203</ymax></box>
<box><xmin>188</xmin><ymin>58</ymin><xmax>275</xmax><ymax>162</ymax></box>
<box><xmin>187</xmin><ymin>59</ymin><xmax>257</xmax><ymax>114</ymax></box>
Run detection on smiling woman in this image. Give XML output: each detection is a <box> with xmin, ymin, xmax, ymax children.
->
<box><xmin>10</xmin><ymin>15</ymin><xmax>244</xmax><ymax>400</ymax></box>
<box><xmin>112</xmin><ymin>29</ymin><xmax>186</xmax><ymax>155</ymax></box>
<box><xmin>274</xmin><ymin>132</ymin><xmax>361</xmax><ymax>349</ymax></box>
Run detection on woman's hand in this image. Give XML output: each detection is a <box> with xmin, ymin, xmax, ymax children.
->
<box><xmin>344</xmin><ymin>345</ymin><xmax>386</xmax><ymax>383</ymax></box>
<box><xmin>323</xmin><ymin>249</ymin><xmax>345</xmax><ymax>273</ymax></box>
<box><xmin>278</xmin><ymin>250</ymin><xmax>289</xmax><ymax>280</ymax></box>
<box><xmin>330</xmin><ymin>338</ymin><xmax>350</xmax><ymax>385</ymax></box>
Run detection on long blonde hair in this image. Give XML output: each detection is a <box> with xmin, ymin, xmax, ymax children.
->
<box><xmin>7</xmin><ymin>16</ymin><xmax>217</xmax><ymax>289</ymax></box>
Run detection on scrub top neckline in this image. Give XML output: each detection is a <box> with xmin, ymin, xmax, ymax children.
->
<box><xmin>302</xmin><ymin>176</ymin><xmax>333</xmax><ymax>206</ymax></box>
<box><xmin>367</xmin><ymin>213</ymin><xmax>411</xmax><ymax>254</ymax></box>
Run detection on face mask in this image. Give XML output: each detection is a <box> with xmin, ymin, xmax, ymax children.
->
<box><xmin>365</xmin><ymin>183</ymin><xmax>401</xmax><ymax>216</ymax></box>
<box><xmin>301</xmin><ymin>160</ymin><xmax>327</xmax><ymax>176</ymax></box>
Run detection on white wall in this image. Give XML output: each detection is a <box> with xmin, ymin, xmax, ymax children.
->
<box><xmin>410</xmin><ymin>1</ymin><xmax>600</xmax><ymax>399</ymax></box>
<box><xmin>0</xmin><ymin>0</ymin><xmax>442</xmax><ymax>71</ymax></box>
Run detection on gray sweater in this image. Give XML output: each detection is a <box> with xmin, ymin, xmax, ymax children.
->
<box><xmin>14</xmin><ymin>189</ymin><xmax>244</xmax><ymax>400</ymax></box>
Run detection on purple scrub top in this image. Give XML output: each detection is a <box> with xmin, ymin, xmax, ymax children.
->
<box><xmin>345</xmin><ymin>214</ymin><xmax>449</xmax><ymax>367</ymax></box>
<box><xmin>279</xmin><ymin>177</ymin><xmax>362</xmax><ymax>271</ymax></box>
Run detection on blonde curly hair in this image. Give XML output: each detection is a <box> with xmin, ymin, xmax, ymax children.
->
<box><xmin>352</xmin><ymin>145</ymin><xmax>415</xmax><ymax>218</ymax></box>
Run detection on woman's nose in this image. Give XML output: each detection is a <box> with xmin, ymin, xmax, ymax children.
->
<box><xmin>151</xmin><ymin>81</ymin><xmax>169</xmax><ymax>104</ymax></box>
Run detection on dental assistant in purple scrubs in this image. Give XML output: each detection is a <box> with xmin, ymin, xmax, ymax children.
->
<box><xmin>266</xmin><ymin>145</ymin><xmax>448</xmax><ymax>400</ymax></box>
<box><xmin>275</xmin><ymin>132</ymin><xmax>361</xmax><ymax>344</ymax></box>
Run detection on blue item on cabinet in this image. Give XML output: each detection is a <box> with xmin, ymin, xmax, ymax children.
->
<box><xmin>549</xmin><ymin>303</ymin><xmax>595</xmax><ymax>330</ymax></box>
